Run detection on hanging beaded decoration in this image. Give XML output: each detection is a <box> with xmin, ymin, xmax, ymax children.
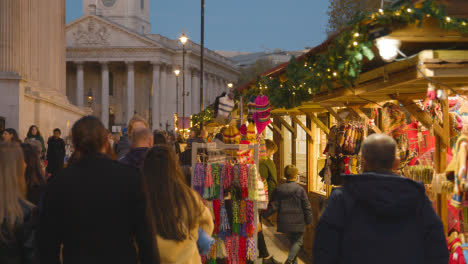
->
<box><xmin>208</xmin><ymin>240</ymin><xmax>217</xmax><ymax>264</ymax></box>
<box><xmin>219</xmin><ymin>163</ymin><xmax>225</xmax><ymax>200</ymax></box>
<box><xmin>220</xmin><ymin>204</ymin><xmax>231</xmax><ymax>238</ymax></box>
<box><xmin>203</xmin><ymin>164</ymin><xmax>214</xmax><ymax>200</ymax></box>
<box><xmin>194</xmin><ymin>163</ymin><xmax>205</xmax><ymax>197</ymax></box>
<box><xmin>232</xmin><ymin>235</ymin><xmax>239</xmax><ymax>264</ymax></box>
<box><xmin>233</xmin><ymin>164</ymin><xmax>240</xmax><ymax>187</ymax></box>
<box><xmin>239</xmin><ymin>200</ymin><xmax>247</xmax><ymax>237</ymax></box>
<box><xmin>246</xmin><ymin>201</ymin><xmax>255</xmax><ymax>237</ymax></box>
<box><xmin>213</xmin><ymin>199</ymin><xmax>221</xmax><ymax>234</ymax></box>
<box><xmin>225</xmin><ymin>235</ymin><xmax>233</xmax><ymax>262</ymax></box>
<box><xmin>248</xmin><ymin>164</ymin><xmax>259</xmax><ymax>201</ymax></box>
<box><xmin>240</xmin><ymin>164</ymin><xmax>249</xmax><ymax>199</ymax></box>
<box><xmin>224</xmin><ymin>163</ymin><xmax>233</xmax><ymax>191</ymax></box>
<box><xmin>239</xmin><ymin>236</ymin><xmax>247</xmax><ymax>264</ymax></box>
<box><xmin>232</xmin><ymin>198</ymin><xmax>240</xmax><ymax>234</ymax></box>
<box><xmin>212</xmin><ymin>163</ymin><xmax>220</xmax><ymax>199</ymax></box>
<box><xmin>246</xmin><ymin>237</ymin><xmax>257</xmax><ymax>261</ymax></box>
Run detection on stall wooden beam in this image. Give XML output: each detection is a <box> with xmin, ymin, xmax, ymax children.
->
<box><xmin>273</xmin><ymin>117</ymin><xmax>285</xmax><ymax>180</ymax></box>
<box><xmin>291</xmin><ymin>115</ymin><xmax>315</xmax><ymax>138</ymax></box>
<box><xmin>349</xmin><ymin>106</ymin><xmax>382</xmax><ymax>133</ymax></box>
<box><xmin>309</xmin><ymin>113</ymin><xmax>330</xmax><ymax>135</ymax></box>
<box><xmin>323</xmin><ymin>106</ymin><xmax>343</xmax><ymax>123</ymax></box>
<box><xmin>277</xmin><ymin>116</ymin><xmax>296</xmax><ymax>135</ymax></box>
<box><xmin>268</xmin><ymin>124</ymin><xmax>283</xmax><ymax>140</ymax></box>
<box><xmin>394</xmin><ymin>97</ymin><xmax>450</xmax><ymax>146</ymax></box>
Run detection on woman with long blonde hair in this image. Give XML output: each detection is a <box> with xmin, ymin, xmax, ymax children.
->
<box><xmin>0</xmin><ymin>142</ymin><xmax>37</xmax><ymax>264</ymax></box>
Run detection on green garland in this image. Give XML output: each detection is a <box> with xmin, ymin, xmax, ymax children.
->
<box><xmin>191</xmin><ymin>105</ymin><xmax>214</xmax><ymax>128</ymax></box>
<box><xmin>240</xmin><ymin>0</ymin><xmax>468</xmax><ymax>109</ymax></box>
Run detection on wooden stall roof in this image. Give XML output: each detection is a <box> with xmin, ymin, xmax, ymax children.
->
<box><xmin>311</xmin><ymin>50</ymin><xmax>468</xmax><ymax>107</ymax></box>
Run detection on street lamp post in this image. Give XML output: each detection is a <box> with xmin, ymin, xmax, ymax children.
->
<box><xmin>174</xmin><ymin>69</ymin><xmax>180</xmax><ymax>119</ymax></box>
<box><xmin>179</xmin><ymin>29</ymin><xmax>188</xmax><ymax>133</ymax></box>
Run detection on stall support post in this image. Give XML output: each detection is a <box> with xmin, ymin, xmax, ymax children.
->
<box><xmin>435</xmin><ymin>92</ymin><xmax>450</xmax><ymax>234</ymax></box>
<box><xmin>273</xmin><ymin>116</ymin><xmax>285</xmax><ymax>180</ymax></box>
<box><xmin>292</xmin><ymin>118</ymin><xmax>297</xmax><ymax>166</ymax></box>
<box><xmin>306</xmin><ymin>113</ymin><xmax>318</xmax><ymax>193</ymax></box>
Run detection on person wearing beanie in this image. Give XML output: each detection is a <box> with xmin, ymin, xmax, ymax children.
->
<box><xmin>263</xmin><ymin>165</ymin><xmax>313</xmax><ymax>264</ymax></box>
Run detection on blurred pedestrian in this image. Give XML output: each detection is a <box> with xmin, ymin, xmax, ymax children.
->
<box><xmin>38</xmin><ymin>116</ymin><xmax>156</xmax><ymax>264</ymax></box>
<box><xmin>21</xmin><ymin>142</ymin><xmax>47</xmax><ymax>206</ymax></box>
<box><xmin>258</xmin><ymin>139</ymin><xmax>280</xmax><ymax>264</ymax></box>
<box><xmin>121</xmin><ymin>128</ymin><xmax>153</xmax><ymax>170</ymax></box>
<box><xmin>143</xmin><ymin>145</ymin><xmax>213</xmax><ymax>263</ymax></box>
<box><xmin>115</xmin><ymin>114</ymin><xmax>149</xmax><ymax>158</ymax></box>
<box><xmin>263</xmin><ymin>165</ymin><xmax>313</xmax><ymax>264</ymax></box>
<box><xmin>26</xmin><ymin>125</ymin><xmax>46</xmax><ymax>159</ymax></box>
<box><xmin>0</xmin><ymin>143</ymin><xmax>37</xmax><ymax>264</ymax></box>
<box><xmin>2</xmin><ymin>128</ymin><xmax>21</xmax><ymax>143</ymax></box>
<box><xmin>153</xmin><ymin>131</ymin><xmax>167</xmax><ymax>145</ymax></box>
<box><xmin>112</xmin><ymin>132</ymin><xmax>121</xmax><ymax>154</ymax></box>
<box><xmin>46</xmin><ymin>128</ymin><xmax>65</xmax><ymax>179</ymax></box>
<box><xmin>313</xmin><ymin>134</ymin><xmax>448</xmax><ymax>264</ymax></box>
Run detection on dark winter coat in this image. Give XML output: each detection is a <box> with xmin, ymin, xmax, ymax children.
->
<box><xmin>313</xmin><ymin>172</ymin><xmax>449</xmax><ymax>264</ymax></box>
<box><xmin>120</xmin><ymin>147</ymin><xmax>149</xmax><ymax>170</ymax></box>
<box><xmin>263</xmin><ymin>181</ymin><xmax>313</xmax><ymax>233</ymax></box>
<box><xmin>0</xmin><ymin>200</ymin><xmax>37</xmax><ymax>264</ymax></box>
<box><xmin>115</xmin><ymin>135</ymin><xmax>131</xmax><ymax>159</ymax></box>
<box><xmin>38</xmin><ymin>153</ymin><xmax>155</xmax><ymax>264</ymax></box>
<box><xmin>46</xmin><ymin>136</ymin><xmax>65</xmax><ymax>175</ymax></box>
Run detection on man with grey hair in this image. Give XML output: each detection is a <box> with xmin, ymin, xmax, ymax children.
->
<box><xmin>313</xmin><ymin>133</ymin><xmax>448</xmax><ymax>264</ymax></box>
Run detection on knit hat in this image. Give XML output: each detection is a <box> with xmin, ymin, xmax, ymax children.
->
<box><xmin>247</xmin><ymin>95</ymin><xmax>257</xmax><ymax>123</ymax></box>
<box><xmin>223</xmin><ymin>125</ymin><xmax>240</xmax><ymax>144</ymax></box>
<box><xmin>253</xmin><ymin>95</ymin><xmax>271</xmax><ymax>134</ymax></box>
<box><xmin>246</xmin><ymin>122</ymin><xmax>257</xmax><ymax>143</ymax></box>
<box><xmin>240</xmin><ymin>124</ymin><xmax>248</xmax><ymax>140</ymax></box>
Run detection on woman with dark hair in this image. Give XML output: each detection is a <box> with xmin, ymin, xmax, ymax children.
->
<box><xmin>26</xmin><ymin>125</ymin><xmax>46</xmax><ymax>158</ymax></box>
<box><xmin>20</xmin><ymin>142</ymin><xmax>47</xmax><ymax>205</ymax></box>
<box><xmin>143</xmin><ymin>145</ymin><xmax>213</xmax><ymax>264</ymax></box>
<box><xmin>153</xmin><ymin>131</ymin><xmax>167</xmax><ymax>145</ymax></box>
<box><xmin>46</xmin><ymin>128</ymin><xmax>66</xmax><ymax>178</ymax></box>
<box><xmin>0</xmin><ymin>143</ymin><xmax>37</xmax><ymax>264</ymax></box>
<box><xmin>39</xmin><ymin>116</ymin><xmax>157</xmax><ymax>264</ymax></box>
<box><xmin>1</xmin><ymin>128</ymin><xmax>21</xmax><ymax>143</ymax></box>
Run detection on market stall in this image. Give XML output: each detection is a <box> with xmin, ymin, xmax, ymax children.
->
<box><xmin>233</xmin><ymin>0</ymin><xmax>468</xmax><ymax>260</ymax></box>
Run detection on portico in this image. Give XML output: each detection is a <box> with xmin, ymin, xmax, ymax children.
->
<box><xmin>66</xmin><ymin>14</ymin><xmax>239</xmax><ymax>131</ymax></box>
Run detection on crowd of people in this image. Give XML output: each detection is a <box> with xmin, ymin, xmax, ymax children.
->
<box><xmin>0</xmin><ymin>116</ymin><xmax>450</xmax><ymax>264</ymax></box>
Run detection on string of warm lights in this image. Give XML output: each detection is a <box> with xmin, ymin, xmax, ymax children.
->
<box><xmin>236</xmin><ymin>0</ymin><xmax>468</xmax><ymax>110</ymax></box>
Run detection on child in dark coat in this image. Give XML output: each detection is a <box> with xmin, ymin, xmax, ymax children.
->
<box><xmin>263</xmin><ymin>165</ymin><xmax>313</xmax><ymax>264</ymax></box>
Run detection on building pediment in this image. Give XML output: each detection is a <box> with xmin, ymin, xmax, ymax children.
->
<box><xmin>66</xmin><ymin>15</ymin><xmax>161</xmax><ymax>48</ymax></box>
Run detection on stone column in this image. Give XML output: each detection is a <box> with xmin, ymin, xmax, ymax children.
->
<box><xmin>184</xmin><ymin>68</ymin><xmax>192</xmax><ymax>116</ymax></box>
<box><xmin>101</xmin><ymin>62</ymin><xmax>109</xmax><ymax>128</ymax></box>
<box><xmin>205</xmin><ymin>73</ymin><xmax>211</xmax><ymax>105</ymax></box>
<box><xmin>76</xmin><ymin>62</ymin><xmax>84</xmax><ymax>107</ymax></box>
<box><xmin>126</xmin><ymin>61</ymin><xmax>135</xmax><ymax>123</ymax></box>
<box><xmin>159</xmin><ymin>65</ymin><xmax>167</xmax><ymax>129</ymax></box>
<box><xmin>151</xmin><ymin>62</ymin><xmax>160</xmax><ymax>130</ymax></box>
<box><xmin>191</xmin><ymin>69</ymin><xmax>200</xmax><ymax>114</ymax></box>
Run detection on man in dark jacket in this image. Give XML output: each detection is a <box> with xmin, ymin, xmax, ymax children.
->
<box><xmin>264</xmin><ymin>165</ymin><xmax>313</xmax><ymax>264</ymax></box>
<box><xmin>46</xmin><ymin>128</ymin><xmax>65</xmax><ymax>177</ymax></box>
<box><xmin>313</xmin><ymin>134</ymin><xmax>448</xmax><ymax>264</ymax></box>
<box><xmin>120</xmin><ymin>128</ymin><xmax>153</xmax><ymax>170</ymax></box>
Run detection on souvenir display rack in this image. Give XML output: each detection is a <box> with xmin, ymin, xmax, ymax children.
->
<box><xmin>191</xmin><ymin>142</ymin><xmax>261</xmax><ymax>264</ymax></box>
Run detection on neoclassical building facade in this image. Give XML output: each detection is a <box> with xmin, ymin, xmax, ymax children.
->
<box><xmin>66</xmin><ymin>0</ymin><xmax>239</xmax><ymax>131</ymax></box>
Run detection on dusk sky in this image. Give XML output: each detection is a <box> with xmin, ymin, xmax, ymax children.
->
<box><xmin>66</xmin><ymin>0</ymin><xmax>330</xmax><ymax>52</ymax></box>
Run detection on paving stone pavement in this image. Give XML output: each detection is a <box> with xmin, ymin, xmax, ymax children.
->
<box><xmin>260</xmin><ymin>223</ymin><xmax>312</xmax><ymax>264</ymax></box>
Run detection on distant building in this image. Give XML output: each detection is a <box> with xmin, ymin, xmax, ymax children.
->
<box><xmin>216</xmin><ymin>49</ymin><xmax>308</xmax><ymax>69</ymax></box>
<box><xmin>66</xmin><ymin>0</ymin><xmax>239</xmax><ymax>131</ymax></box>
